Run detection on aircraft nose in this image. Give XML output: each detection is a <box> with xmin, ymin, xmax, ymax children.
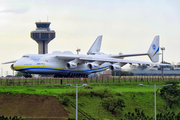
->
<box><xmin>11</xmin><ymin>64</ymin><xmax>15</xmax><ymax>70</ymax></box>
<box><xmin>12</xmin><ymin>60</ymin><xmax>21</xmax><ymax>70</ymax></box>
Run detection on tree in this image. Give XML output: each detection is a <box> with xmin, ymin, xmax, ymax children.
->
<box><xmin>124</xmin><ymin>108</ymin><xmax>153</xmax><ymax>120</ymax></box>
<box><xmin>156</xmin><ymin>111</ymin><xmax>180</xmax><ymax>120</ymax></box>
<box><xmin>15</xmin><ymin>72</ymin><xmax>24</xmax><ymax>77</ymax></box>
<box><xmin>102</xmin><ymin>97</ymin><xmax>125</xmax><ymax>114</ymax></box>
<box><xmin>160</xmin><ymin>81</ymin><xmax>180</xmax><ymax>108</ymax></box>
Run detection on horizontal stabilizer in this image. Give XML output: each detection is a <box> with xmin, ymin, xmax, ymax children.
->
<box><xmin>111</xmin><ymin>53</ymin><xmax>148</xmax><ymax>58</ymax></box>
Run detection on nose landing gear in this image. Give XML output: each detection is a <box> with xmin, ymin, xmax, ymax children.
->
<box><xmin>23</xmin><ymin>73</ymin><xmax>32</xmax><ymax>78</ymax></box>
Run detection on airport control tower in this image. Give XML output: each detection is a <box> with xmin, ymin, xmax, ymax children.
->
<box><xmin>31</xmin><ymin>22</ymin><xmax>55</xmax><ymax>54</ymax></box>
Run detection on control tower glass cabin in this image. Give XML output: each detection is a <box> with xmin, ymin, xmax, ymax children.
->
<box><xmin>31</xmin><ymin>22</ymin><xmax>55</xmax><ymax>54</ymax></box>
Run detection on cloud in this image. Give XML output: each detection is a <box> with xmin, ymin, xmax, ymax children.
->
<box><xmin>0</xmin><ymin>7</ymin><xmax>29</xmax><ymax>14</ymax></box>
<box><xmin>0</xmin><ymin>0</ymin><xmax>31</xmax><ymax>14</ymax></box>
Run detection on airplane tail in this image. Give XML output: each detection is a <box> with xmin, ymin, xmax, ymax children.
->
<box><xmin>148</xmin><ymin>35</ymin><xmax>160</xmax><ymax>62</ymax></box>
<box><xmin>87</xmin><ymin>35</ymin><xmax>102</xmax><ymax>55</ymax></box>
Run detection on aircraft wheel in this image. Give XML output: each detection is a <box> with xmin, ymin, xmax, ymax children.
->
<box><xmin>24</xmin><ymin>74</ymin><xmax>32</xmax><ymax>78</ymax></box>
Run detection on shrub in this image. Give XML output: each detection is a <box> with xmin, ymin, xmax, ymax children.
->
<box><xmin>65</xmin><ymin>89</ymin><xmax>89</xmax><ymax>97</ymax></box>
<box><xmin>66</xmin><ymin>90</ymin><xmax>76</xmax><ymax>97</ymax></box>
<box><xmin>61</xmin><ymin>96</ymin><xmax>70</xmax><ymax>106</ymax></box>
<box><xmin>84</xmin><ymin>85</ymin><xmax>93</xmax><ymax>89</ymax></box>
<box><xmin>0</xmin><ymin>115</ymin><xmax>23</xmax><ymax>120</ymax></box>
<box><xmin>91</xmin><ymin>87</ymin><xmax>113</xmax><ymax>99</ymax></box>
<box><xmin>102</xmin><ymin>97</ymin><xmax>125</xmax><ymax>114</ymax></box>
<box><xmin>116</xmin><ymin>92</ymin><xmax>123</xmax><ymax>96</ymax></box>
<box><xmin>160</xmin><ymin>80</ymin><xmax>180</xmax><ymax>108</ymax></box>
<box><xmin>124</xmin><ymin>108</ymin><xmax>153</xmax><ymax>120</ymax></box>
<box><xmin>78</xmin><ymin>89</ymin><xmax>89</xmax><ymax>96</ymax></box>
<box><xmin>68</xmin><ymin>118</ymin><xmax>75</xmax><ymax>120</ymax></box>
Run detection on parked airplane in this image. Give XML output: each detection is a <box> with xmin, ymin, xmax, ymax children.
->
<box><xmin>2</xmin><ymin>35</ymin><xmax>169</xmax><ymax>78</ymax></box>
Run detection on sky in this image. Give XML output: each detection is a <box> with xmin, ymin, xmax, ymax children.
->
<box><xmin>0</xmin><ymin>0</ymin><xmax>180</xmax><ymax>76</ymax></box>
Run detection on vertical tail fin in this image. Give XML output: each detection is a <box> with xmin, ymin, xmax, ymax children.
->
<box><xmin>148</xmin><ymin>35</ymin><xmax>160</xmax><ymax>62</ymax></box>
<box><xmin>87</xmin><ymin>35</ymin><xmax>103</xmax><ymax>55</ymax></box>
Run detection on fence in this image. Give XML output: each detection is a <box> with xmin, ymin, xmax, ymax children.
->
<box><xmin>0</xmin><ymin>76</ymin><xmax>180</xmax><ymax>86</ymax></box>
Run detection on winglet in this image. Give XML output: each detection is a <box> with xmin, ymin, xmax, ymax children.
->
<box><xmin>148</xmin><ymin>36</ymin><xmax>160</xmax><ymax>62</ymax></box>
<box><xmin>87</xmin><ymin>35</ymin><xmax>103</xmax><ymax>55</ymax></box>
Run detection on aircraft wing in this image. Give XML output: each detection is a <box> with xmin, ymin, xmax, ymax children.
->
<box><xmin>55</xmin><ymin>54</ymin><xmax>79</xmax><ymax>60</ymax></box>
<box><xmin>2</xmin><ymin>60</ymin><xmax>17</xmax><ymax>64</ymax></box>
<box><xmin>79</xmin><ymin>56</ymin><xmax>170</xmax><ymax>66</ymax></box>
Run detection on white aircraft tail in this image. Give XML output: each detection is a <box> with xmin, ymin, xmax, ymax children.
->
<box><xmin>148</xmin><ymin>36</ymin><xmax>160</xmax><ymax>62</ymax></box>
<box><xmin>87</xmin><ymin>35</ymin><xmax>102</xmax><ymax>55</ymax></box>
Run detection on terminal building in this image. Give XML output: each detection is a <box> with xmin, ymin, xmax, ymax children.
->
<box><xmin>31</xmin><ymin>22</ymin><xmax>56</xmax><ymax>54</ymax></box>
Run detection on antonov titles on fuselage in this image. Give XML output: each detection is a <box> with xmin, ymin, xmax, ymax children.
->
<box><xmin>3</xmin><ymin>35</ymin><xmax>169</xmax><ymax>78</ymax></box>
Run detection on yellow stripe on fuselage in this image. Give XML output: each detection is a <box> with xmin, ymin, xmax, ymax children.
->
<box><xmin>13</xmin><ymin>65</ymin><xmax>109</xmax><ymax>71</ymax></box>
<box><xmin>13</xmin><ymin>65</ymin><xmax>87</xmax><ymax>71</ymax></box>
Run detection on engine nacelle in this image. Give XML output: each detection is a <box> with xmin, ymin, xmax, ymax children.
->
<box><xmin>109</xmin><ymin>64</ymin><xmax>121</xmax><ymax>71</ymax></box>
<box><xmin>11</xmin><ymin>64</ymin><xmax>15</xmax><ymax>70</ymax></box>
<box><xmin>87</xmin><ymin>62</ymin><xmax>99</xmax><ymax>70</ymax></box>
<box><xmin>66</xmin><ymin>61</ymin><xmax>77</xmax><ymax>69</ymax></box>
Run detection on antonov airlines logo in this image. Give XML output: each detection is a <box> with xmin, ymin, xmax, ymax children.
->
<box><xmin>152</xmin><ymin>44</ymin><xmax>156</xmax><ymax>50</ymax></box>
<box><xmin>37</xmin><ymin>63</ymin><xmax>45</xmax><ymax>65</ymax></box>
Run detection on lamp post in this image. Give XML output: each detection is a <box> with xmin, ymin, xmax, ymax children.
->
<box><xmin>76</xmin><ymin>48</ymin><xmax>81</xmax><ymax>54</ymax></box>
<box><xmin>1</xmin><ymin>67</ymin><xmax>3</xmax><ymax>77</ymax></box>
<box><xmin>161</xmin><ymin>47</ymin><xmax>165</xmax><ymax>77</ymax></box>
<box><xmin>138</xmin><ymin>84</ymin><xmax>172</xmax><ymax>120</ymax></box>
<box><xmin>66</xmin><ymin>84</ymin><xmax>87</xmax><ymax>120</ymax></box>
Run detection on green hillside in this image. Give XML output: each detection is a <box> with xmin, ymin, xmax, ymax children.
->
<box><xmin>0</xmin><ymin>80</ymin><xmax>180</xmax><ymax>119</ymax></box>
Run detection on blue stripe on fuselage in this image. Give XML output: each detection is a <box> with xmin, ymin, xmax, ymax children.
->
<box><xmin>16</xmin><ymin>65</ymin><xmax>109</xmax><ymax>73</ymax></box>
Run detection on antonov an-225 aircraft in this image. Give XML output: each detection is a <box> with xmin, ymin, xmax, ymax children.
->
<box><xmin>3</xmin><ymin>35</ymin><xmax>169</xmax><ymax>78</ymax></box>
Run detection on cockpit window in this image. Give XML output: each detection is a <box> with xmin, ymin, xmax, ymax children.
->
<box><xmin>22</xmin><ymin>55</ymin><xmax>29</xmax><ymax>58</ymax></box>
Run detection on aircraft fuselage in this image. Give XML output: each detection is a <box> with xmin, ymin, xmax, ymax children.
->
<box><xmin>12</xmin><ymin>54</ymin><xmax>112</xmax><ymax>77</ymax></box>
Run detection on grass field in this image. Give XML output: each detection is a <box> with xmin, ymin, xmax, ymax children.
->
<box><xmin>0</xmin><ymin>81</ymin><xmax>167</xmax><ymax>95</ymax></box>
<box><xmin>0</xmin><ymin>77</ymin><xmax>180</xmax><ymax>119</ymax></box>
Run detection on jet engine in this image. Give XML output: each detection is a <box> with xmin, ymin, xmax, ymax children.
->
<box><xmin>11</xmin><ymin>64</ymin><xmax>15</xmax><ymax>70</ymax></box>
<box><xmin>109</xmin><ymin>63</ymin><xmax>121</xmax><ymax>71</ymax></box>
<box><xmin>87</xmin><ymin>62</ymin><xmax>99</xmax><ymax>70</ymax></box>
<box><xmin>66</xmin><ymin>61</ymin><xmax>77</xmax><ymax>69</ymax></box>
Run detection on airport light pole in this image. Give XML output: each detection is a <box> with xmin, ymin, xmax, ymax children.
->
<box><xmin>12</xmin><ymin>70</ymin><xmax>14</xmax><ymax>77</ymax></box>
<box><xmin>66</xmin><ymin>84</ymin><xmax>87</xmax><ymax>120</ymax></box>
<box><xmin>161</xmin><ymin>47</ymin><xmax>165</xmax><ymax>77</ymax></box>
<box><xmin>1</xmin><ymin>67</ymin><xmax>3</xmax><ymax>77</ymax></box>
<box><xmin>76</xmin><ymin>48</ymin><xmax>81</xmax><ymax>54</ymax></box>
<box><xmin>138</xmin><ymin>84</ymin><xmax>172</xmax><ymax>120</ymax></box>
